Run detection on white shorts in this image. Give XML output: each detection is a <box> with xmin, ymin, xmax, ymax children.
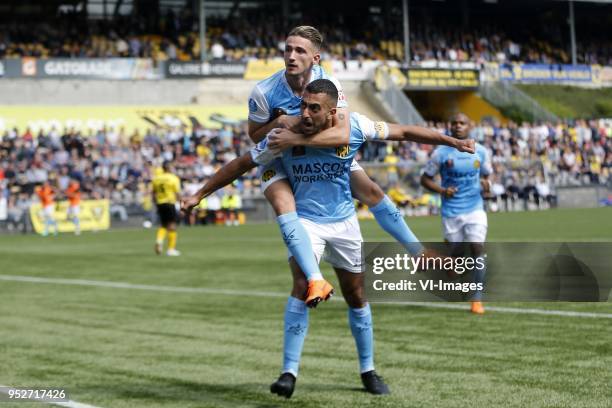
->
<box><xmin>259</xmin><ymin>159</ymin><xmax>288</xmax><ymax>192</ymax></box>
<box><xmin>288</xmin><ymin>214</ymin><xmax>363</xmax><ymax>273</ymax></box>
<box><xmin>350</xmin><ymin>159</ymin><xmax>363</xmax><ymax>172</ymax></box>
<box><xmin>442</xmin><ymin>209</ymin><xmax>488</xmax><ymax>243</ymax></box>
<box><xmin>67</xmin><ymin>205</ymin><xmax>80</xmax><ymax>217</ymax></box>
<box><xmin>42</xmin><ymin>205</ymin><xmax>55</xmax><ymax>219</ymax></box>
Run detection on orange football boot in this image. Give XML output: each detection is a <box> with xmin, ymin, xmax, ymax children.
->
<box><xmin>305</xmin><ymin>279</ymin><xmax>334</xmax><ymax>308</ymax></box>
<box><xmin>471</xmin><ymin>301</ymin><xmax>485</xmax><ymax>315</ymax></box>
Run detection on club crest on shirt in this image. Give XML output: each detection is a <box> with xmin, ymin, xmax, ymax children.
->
<box><xmin>262</xmin><ymin>169</ymin><xmax>276</xmax><ymax>182</ymax></box>
<box><xmin>445</xmin><ymin>159</ymin><xmax>454</xmax><ymax>168</ymax></box>
<box><xmin>474</xmin><ymin>159</ymin><xmax>480</xmax><ymax>169</ymax></box>
<box><xmin>248</xmin><ymin>98</ymin><xmax>257</xmax><ymax>113</ymax></box>
<box><xmin>336</xmin><ymin>145</ymin><xmax>350</xmax><ymax>158</ymax></box>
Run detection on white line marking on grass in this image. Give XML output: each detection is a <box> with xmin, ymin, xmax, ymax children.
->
<box><xmin>0</xmin><ymin>385</ymin><xmax>102</xmax><ymax>408</ymax></box>
<box><xmin>0</xmin><ymin>274</ymin><xmax>286</xmax><ymax>298</ymax></box>
<box><xmin>1</xmin><ymin>274</ymin><xmax>611</xmax><ymax>319</ymax></box>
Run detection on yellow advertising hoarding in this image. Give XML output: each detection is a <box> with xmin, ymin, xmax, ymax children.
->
<box><xmin>30</xmin><ymin>199</ymin><xmax>110</xmax><ymax>234</ymax></box>
<box><xmin>404</xmin><ymin>68</ymin><xmax>479</xmax><ymax>90</ymax></box>
<box><xmin>0</xmin><ymin>105</ymin><xmax>247</xmax><ymax>135</ymax></box>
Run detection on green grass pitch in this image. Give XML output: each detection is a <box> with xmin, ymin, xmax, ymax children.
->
<box><xmin>0</xmin><ymin>208</ymin><xmax>611</xmax><ymax>407</ymax></box>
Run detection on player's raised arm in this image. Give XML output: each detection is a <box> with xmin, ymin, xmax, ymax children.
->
<box><xmin>386</xmin><ymin>123</ymin><xmax>475</xmax><ymax>153</ymax></box>
<box><xmin>181</xmin><ymin>154</ymin><xmax>257</xmax><ymax>213</ymax></box>
<box><xmin>249</xmin><ymin>115</ymin><xmax>301</xmax><ymax>144</ymax></box>
<box><xmin>267</xmin><ymin>108</ymin><xmax>351</xmax><ymax>150</ymax></box>
<box><xmin>420</xmin><ymin>149</ymin><xmax>457</xmax><ymax>198</ymax></box>
<box><xmin>267</xmin><ymin>75</ymin><xmax>351</xmax><ymax>150</ymax></box>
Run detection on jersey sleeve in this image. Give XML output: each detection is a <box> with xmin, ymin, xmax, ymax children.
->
<box><xmin>353</xmin><ymin>112</ymin><xmax>389</xmax><ymax>141</ymax></box>
<box><xmin>247</xmin><ymin>85</ymin><xmax>270</xmax><ymax>123</ymax></box>
<box><xmin>328</xmin><ymin>76</ymin><xmax>348</xmax><ymax>109</ymax></box>
<box><xmin>249</xmin><ymin>133</ymin><xmax>282</xmax><ymax>166</ymax></box>
<box><xmin>478</xmin><ymin>146</ymin><xmax>492</xmax><ymax>176</ymax></box>
<box><xmin>423</xmin><ymin>148</ymin><xmax>441</xmax><ymax>177</ymax></box>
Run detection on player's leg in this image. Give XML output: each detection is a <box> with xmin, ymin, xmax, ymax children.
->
<box><xmin>323</xmin><ymin>215</ymin><xmax>389</xmax><ymax>395</ymax></box>
<box><xmin>42</xmin><ymin>206</ymin><xmax>50</xmax><ymax>236</ymax></box>
<box><xmin>69</xmin><ymin>206</ymin><xmax>81</xmax><ymax>235</ymax></box>
<box><xmin>350</xmin><ymin>164</ymin><xmax>423</xmax><ymax>255</ymax></box>
<box><xmin>155</xmin><ymin>204</ymin><xmax>168</xmax><ymax>255</ymax></box>
<box><xmin>166</xmin><ymin>203</ymin><xmax>180</xmax><ymax>256</ymax></box>
<box><xmin>464</xmin><ymin>211</ymin><xmax>488</xmax><ymax>314</ymax></box>
<box><xmin>44</xmin><ymin>205</ymin><xmax>58</xmax><ymax>236</ymax></box>
<box><xmin>262</xmin><ymin>162</ymin><xmax>331</xmax><ymax>298</ymax></box>
<box><xmin>271</xmin><ymin>225</ymin><xmax>327</xmax><ymax>398</ymax></box>
<box><xmin>270</xmin><ymin>257</ymin><xmax>313</xmax><ymax>399</ymax></box>
<box><xmin>334</xmin><ymin>267</ymin><xmax>390</xmax><ymax>395</ymax></box>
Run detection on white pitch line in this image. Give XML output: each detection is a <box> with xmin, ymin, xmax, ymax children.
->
<box><xmin>0</xmin><ymin>385</ymin><xmax>102</xmax><ymax>408</ymax></box>
<box><xmin>1</xmin><ymin>274</ymin><xmax>611</xmax><ymax>319</ymax></box>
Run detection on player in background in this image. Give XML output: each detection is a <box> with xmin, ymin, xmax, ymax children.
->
<box><xmin>35</xmin><ymin>181</ymin><xmax>58</xmax><ymax>236</ymax></box>
<box><xmin>65</xmin><ymin>179</ymin><xmax>81</xmax><ymax>235</ymax></box>
<box><xmin>183</xmin><ymin>79</ymin><xmax>474</xmax><ymax>397</ymax></box>
<box><xmin>421</xmin><ymin>113</ymin><xmax>491</xmax><ymax>314</ymax></box>
<box><xmin>152</xmin><ymin>161</ymin><xmax>182</xmax><ymax>256</ymax></box>
<box><xmin>247</xmin><ymin>25</ymin><xmax>431</xmax><ymax>307</ymax></box>
<box><xmin>221</xmin><ymin>185</ymin><xmax>242</xmax><ymax>226</ymax></box>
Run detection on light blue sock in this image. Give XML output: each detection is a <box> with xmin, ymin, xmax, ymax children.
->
<box><xmin>282</xmin><ymin>296</ymin><xmax>309</xmax><ymax>377</ymax></box>
<box><xmin>348</xmin><ymin>304</ymin><xmax>375</xmax><ymax>373</ymax></box>
<box><xmin>472</xmin><ymin>255</ymin><xmax>486</xmax><ymax>301</ymax></box>
<box><xmin>277</xmin><ymin>212</ymin><xmax>322</xmax><ymax>281</ymax></box>
<box><xmin>370</xmin><ymin>196</ymin><xmax>424</xmax><ymax>255</ymax></box>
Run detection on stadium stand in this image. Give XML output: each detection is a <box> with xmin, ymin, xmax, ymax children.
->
<box><xmin>0</xmin><ymin>1</ymin><xmax>610</xmax><ymax>65</ymax></box>
<box><xmin>1</xmin><ymin>118</ymin><xmax>609</xmax><ymax>230</ymax></box>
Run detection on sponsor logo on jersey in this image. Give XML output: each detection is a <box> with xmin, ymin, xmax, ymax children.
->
<box><xmin>336</xmin><ymin>145</ymin><xmax>350</xmax><ymax>158</ymax></box>
<box><xmin>291</xmin><ymin>162</ymin><xmax>348</xmax><ymax>183</ymax></box>
<box><xmin>262</xmin><ymin>169</ymin><xmax>276</xmax><ymax>182</ymax></box>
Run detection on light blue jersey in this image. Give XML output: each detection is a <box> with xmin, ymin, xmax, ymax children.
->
<box><xmin>251</xmin><ymin>113</ymin><xmax>386</xmax><ymax>223</ymax></box>
<box><xmin>423</xmin><ymin>142</ymin><xmax>492</xmax><ymax>218</ymax></box>
<box><xmin>248</xmin><ymin>64</ymin><xmax>348</xmax><ymax>123</ymax></box>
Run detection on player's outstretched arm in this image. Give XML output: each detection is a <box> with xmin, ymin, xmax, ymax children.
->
<box><xmin>420</xmin><ymin>174</ymin><xmax>457</xmax><ymax>198</ymax></box>
<box><xmin>387</xmin><ymin>124</ymin><xmax>475</xmax><ymax>153</ymax></box>
<box><xmin>267</xmin><ymin>108</ymin><xmax>351</xmax><ymax>150</ymax></box>
<box><xmin>181</xmin><ymin>155</ymin><xmax>257</xmax><ymax>213</ymax></box>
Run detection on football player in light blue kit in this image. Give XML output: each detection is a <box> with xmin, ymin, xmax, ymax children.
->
<box><xmin>246</xmin><ymin>25</ymin><xmax>439</xmax><ymax>307</ymax></box>
<box><xmin>182</xmin><ymin>79</ymin><xmax>475</xmax><ymax>398</ymax></box>
<box><xmin>421</xmin><ymin>113</ymin><xmax>492</xmax><ymax>315</ymax></box>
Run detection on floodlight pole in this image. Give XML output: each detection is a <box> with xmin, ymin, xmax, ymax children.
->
<box><xmin>569</xmin><ymin>0</ymin><xmax>577</xmax><ymax>65</ymax></box>
<box><xmin>200</xmin><ymin>0</ymin><xmax>207</xmax><ymax>61</ymax></box>
<box><xmin>403</xmin><ymin>0</ymin><xmax>410</xmax><ymax>66</ymax></box>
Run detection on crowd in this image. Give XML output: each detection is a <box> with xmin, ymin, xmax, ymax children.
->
<box><xmin>0</xmin><ymin>122</ymin><xmax>258</xmax><ymax>231</ymax></box>
<box><xmin>362</xmin><ymin>119</ymin><xmax>612</xmax><ymax>214</ymax></box>
<box><xmin>1</xmin><ymin>117</ymin><xmax>610</xmax><ymax>231</ymax></box>
<box><xmin>0</xmin><ymin>7</ymin><xmax>610</xmax><ymax>65</ymax></box>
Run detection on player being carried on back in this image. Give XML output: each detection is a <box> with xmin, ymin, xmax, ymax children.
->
<box><xmin>245</xmin><ymin>25</ymin><xmax>460</xmax><ymax>308</ymax></box>
<box><xmin>183</xmin><ymin>82</ymin><xmax>474</xmax><ymax>291</ymax></box>
<box><xmin>183</xmin><ymin>79</ymin><xmax>474</xmax><ymax>397</ymax></box>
